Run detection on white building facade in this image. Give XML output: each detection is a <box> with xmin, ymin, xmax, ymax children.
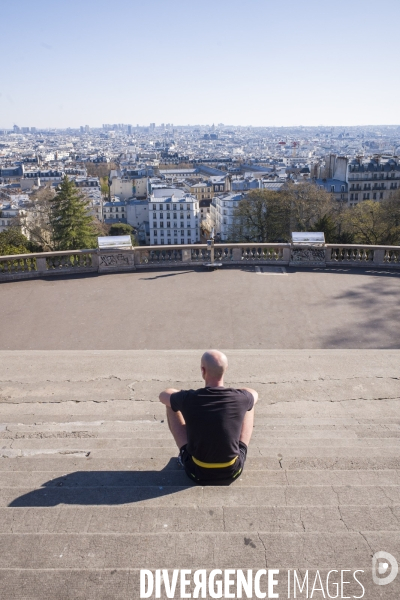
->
<box><xmin>211</xmin><ymin>192</ymin><xmax>245</xmax><ymax>241</ymax></box>
<box><xmin>148</xmin><ymin>194</ymin><xmax>200</xmax><ymax>245</ymax></box>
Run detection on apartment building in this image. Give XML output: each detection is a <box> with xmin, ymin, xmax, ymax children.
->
<box><xmin>347</xmin><ymin>157</ymin><xmax>400</xmax><ymax>206</ymax></box>
<box><xmin>211</xmin><ymin>192</ymin><xmax>245</xmax><ymax>242</ymax></box>
<box><xmin>0</xmin><ymin>198</ymin><xmax>28</xmax><ymax>234</ymax></box>
<box><xmin>103</xmin><ymin>201</ymin><xmax>127</xmax><ymax>223</ymax></box>
<box><xmin>109</xmin><ymin>175</ymin><xmax>148</xmax><ymax>200</ymax></box>
<box><xmin>317</xmin><ymin>155</ymin><xmax>400</xmax><ymax>206</ymax></box>
<box><xmin>148</xmin><ymin>193</ymin><xmax>200</xmax><ymax>245</ymax></box>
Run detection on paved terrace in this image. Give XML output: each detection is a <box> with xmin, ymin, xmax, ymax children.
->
<box><xmin>0</xmin><ymin>266</ymin><xmax>400</xmax><ymax>349</ymax></box>
<box><xmin>1</xmin><ymin>268</ymin><xmax>400</xmax><ymax>599</ymax></box>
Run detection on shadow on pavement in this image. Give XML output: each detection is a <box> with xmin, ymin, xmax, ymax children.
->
<box><xmin>8</xmin><ymin>459</ymin><xmax>197</xmax><ymax>507</ymax></box>
<box><xmin>322</xmin><ymin>276</ymin><xmax>400</xmax><ymax>348</ymax></box>
<box><xmin>139</xmin><ymin>271</ymin><xmax>195</xmax><ymax>280</ymax></box>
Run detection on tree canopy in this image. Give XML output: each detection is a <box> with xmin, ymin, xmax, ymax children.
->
<box><xmin>231</xmin><ymin>184</ymin><xmax>400</xmax><ymax>246</ymax></box>
<box><xmin>50</xmin><ymin>176</ymin><xmax>98</xmax><ymax>250</ymax></box>
<box><xmin>0</xmin><ymin>228</ymin><xmax>32</xmax><ymax>256</ymax></box>
<box><xmin>231</xmin><ymin>182</ymin><xmax>333</xmax><ymax>242</ymax></box>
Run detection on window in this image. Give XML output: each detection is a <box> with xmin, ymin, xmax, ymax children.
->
<box><xmin>373</xmin><ymin>193</ymin><xmax>376</xmax><ymax>200</ymax></box>
<box><xmin>380</xmin><ymin>192</ymin><xmax>383</xmax><ymax>199</ymax></box>
<box><xmin>167</xmin><ymin>212</ymin><xmax>170</xmax><ymax>218</ymax></box>
<box><xmin>174</xmin><ymin>239</ymin><xmax>178</xmax><ymax>244</ymax></box>
<box><xmin>188</xmin><ymin>239</ymin><xmax>191</xmax><ymax>244</ymax></box>
<box><xmin>160</xmin><ymin>222</ymin><xmax>164</xmax><ymax>228</ymax></box>
<box><xmin>167</xmin><ymin>222</ymin><xmax>170</xmax><ymax>227</ymax></box>
<box><xmin>181</xmin><ymin>230</ymin><xmax>185</xmax><ymax>235</ymax></box>
<box><xmin>173</xmin><ymin>204</ymin><xmax>177</xmax><ymax>211</ymax></box>
<box><xmin>187</xmin><ymin>213</ymin><xmax>190</xmax><ymax>219</ymax></box>
<box><xmin>355</xmin><ymin>194</ymin><xmax>358</xmax><ymax>200</ymax></box>
<box><xmin>350</xmin><ymin>194</ymin><xmax>353</xmax><ymax>200</ymax></box>
<box><xmin>331</xmin><ymin>186</ymin><xmax>335</xmax><ymax>192</ymax></box>
<box><xmin>180</xmin><ymin>205</ymin><xmax>183</xmax><ymax>211</ymax></box>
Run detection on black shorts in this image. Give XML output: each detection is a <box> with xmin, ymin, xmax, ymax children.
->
<box><xmin>179</xmin><ymin>441</ymin><xmax>248</xmax><ymax>485</ymax></box>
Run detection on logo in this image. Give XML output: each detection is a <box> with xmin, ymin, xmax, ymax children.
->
<box><xmin>372</xmin><ymin>551</ymin><xmax>398</xmax><ymax>586</ymax></box>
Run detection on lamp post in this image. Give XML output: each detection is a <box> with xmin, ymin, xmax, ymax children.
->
<box><xmin>203</xmin><ymin>227</ymin><xmax>222</xmax><ymax>271</ymax></box>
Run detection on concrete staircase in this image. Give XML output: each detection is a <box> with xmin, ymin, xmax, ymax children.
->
<box><xmin>0</xmin><ymin>350</ymin><xmax>399</xmax><ymax>599</ymax></box>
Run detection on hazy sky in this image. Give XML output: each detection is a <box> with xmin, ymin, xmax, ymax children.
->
<box><xmin>1</xmin><ymin>0</ymin><xmax>399</xmax><ymax>128</ymax></box>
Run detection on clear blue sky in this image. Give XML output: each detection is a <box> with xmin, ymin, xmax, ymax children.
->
<box><xmin>1</xmin><ymin>0</ymin><xmax>399</xmax><ymax>128</ymax></box>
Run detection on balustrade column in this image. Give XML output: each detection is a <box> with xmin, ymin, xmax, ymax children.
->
<box><xmin>282</xmin><ymin>247</ymin><xmax>291</xmax><ymax>263</ymax></box>
<box><xmin>373</xmin><ymin>248</ymin><xmax>385</xmax><ymax>265</ymax></box>
<box><xmin>232</xmin><ymin>248</ymin><xmax>242</xmax><ymax>261</ymax></box>
<box><xmin>182</xmin><ymin>249</ymin><xmax>192</xmax><ymax>263</ymax></box>
<box><xmin>324</xmin><ymin>248</ymin><xmax>332</xmax><ymax>262</ymax></box>
<box><xmin>91</xmin><ymin>252</ymin><xmax>99</xmax><ymax>270</ymax></box>
<box><xmin>36</xmin><ymin>257</ymin><xmax>47</xmax><ymax>274</ymax></box>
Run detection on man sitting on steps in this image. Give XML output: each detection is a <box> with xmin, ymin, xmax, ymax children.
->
<box><xmin>159</xmin><ymin>349</ymin><xmax>258</xmax><ymax>485</ymax></box>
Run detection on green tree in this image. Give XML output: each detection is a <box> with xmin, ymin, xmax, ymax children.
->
<box><xmin>344</xmin><ymin>200</ymin><xmax>390</xmax><ymax>245</ymax></box>
<box><xmin>311</xmin><ymin>214</ymin><xmax>337</xmax><ymax>243</ymax></box>
<box><xmin>109</xmin><ymin>223</ymin><xmax>138</xmax><ymax>246</ymax></box>
<box><xmin>282</xmin><ymin>181</ymin><xmax>333</xmax><ymax>231</ymax></box>
<box><xmin>50</xmin><ymin>176</ymin><xmax>98</xmax><ymax>250</ymax></box>
<box><xmin>100</xmin><ymin>176</ymin><xmax>110</xmax><ymax>197</ymax></box>
<box><xmin>231</xmin><ymin>189</ymin><xmax>291</xmax><ymax>242</ymax></box>
<box><xmin>109</xmin><ymin>223</ymin><xmax>133</xmax><ymax>236</ymax></box>
<box><xmin>0</xmin><ymin>228</ymin><xmax>31</xmax><ymax>256</ymax></box>
<box><xmin>381</xmin><ymin>191</ymin><xmax>400</xmax><ymax>245</ymax></box>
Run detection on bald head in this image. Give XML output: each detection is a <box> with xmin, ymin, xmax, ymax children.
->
<box><xmin>201</xmin><ymin>350</ymin><xmax>228</xmax><ymax>382</ymax></box>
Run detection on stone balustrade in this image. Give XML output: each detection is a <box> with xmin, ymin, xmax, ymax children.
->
<box><xmin>0</xmin><ymin>243</ymin><xmax>399</xmax><ymax>281</ymax></box>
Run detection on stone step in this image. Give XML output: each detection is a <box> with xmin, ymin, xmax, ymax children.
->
<box><xmin>1</xmin><ymin>351</ymin><xmax>400</xmax><ymax>599</ymax></box>
<box><xmin>3</xmin><ymin>484</ymin><xmax>400</xmax><ymax>508</ymax></box>
<box><xmin>1</xmin><ymin>455</ymin><xmax>399</xmax><ymax>471</ymax></box>
<box><xmin>2</xmin><ymin>410</ymin><xmax>400</xmax><ymax>427</ymax></box>
<box><xmin>2</xmin><ymin>375</ymin><xmax>399</xmax><ymax>404</ymax></box>
<box><xmin>3</xmin><ymin>437</ymin><xmax>400</xmax><ymax>450</ymax></box>
<box><xmin>3</xmin><ymin>421</ymin><xmax>400</xmax><ymax>435</ymax></box>
<box><xmin>2</xmin><ymin>447</ymin><xmax>400</xmax><ymax>460</ymax></box>
<box><xmin>0</xmin><ymin>569</ymin><xmax>398</xmax><ymax>600</ymax></box>
<box><xmin>0</xmin><ymin>531</ymin><xmax>398</xmax><ymax>569</ymax></box>
<box><xmin>1</xmin><ymin>469</ymin><xmax>399</xmax><ymax>488</ymax></box>
<box><xmin>1</xmin><ymin>504</ymin><xmax>399</xmax><ymax>534</ymax></box>
<box><xmin>1</xmin><ymin>399</ymin><xmax>400</xmax><ymax>420</ymax></box>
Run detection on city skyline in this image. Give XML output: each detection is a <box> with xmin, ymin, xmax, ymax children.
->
<box><xmin>2</xmin><ymin>0</ymin><xmax>400</xmax><ymax>129</ymax></box>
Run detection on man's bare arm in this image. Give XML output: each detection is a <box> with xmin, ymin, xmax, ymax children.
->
<box><xmin>241</xmin><ymin>387</ymin><xmax>258</xmax><ymax>405</ymax></box>
<box><xmin>159</xmin><ymin>388</ymin><xmax>180</xmax><ymax>407</ymax></box>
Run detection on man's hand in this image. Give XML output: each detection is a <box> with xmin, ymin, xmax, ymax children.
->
<box><xmin>159</xmin><ymin>388</ymin><xmax>180</xmax><ymax>407</ymax></box>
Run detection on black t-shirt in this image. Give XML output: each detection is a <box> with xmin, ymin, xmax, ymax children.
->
<box><xmin>170</xmin><ymin>387</ymin><xmax>254</xmax><ymax>463</ymax></box>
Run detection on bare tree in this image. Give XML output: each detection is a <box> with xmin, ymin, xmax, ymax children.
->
<box><xmin>18</xmin><ymin>186</ymin><xmax>55</xmax><ymax>251</ymax></box>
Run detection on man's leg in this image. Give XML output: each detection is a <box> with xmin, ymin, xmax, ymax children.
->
<box><xmin>166</xmin><ymin>406</ymin><xmax>187</xmax><ymax>449</ymax></box>
<box><xmin>239</xmin><ymin>406</ymin><xmax>255</xmax><ymax>447</ymax></box>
